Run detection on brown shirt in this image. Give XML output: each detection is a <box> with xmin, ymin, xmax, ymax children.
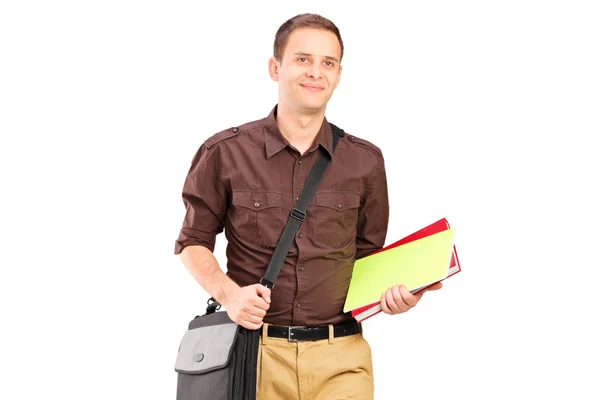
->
<box><xmin>175</xmin><ymin>105</ymin><xmax>389</xmax><ymax>326</ymax></box>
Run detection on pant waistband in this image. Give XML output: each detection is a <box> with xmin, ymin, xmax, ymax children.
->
<box><xmin>260</xmin><ymin>321</ymin><xmax>361</xmax><ymax>342</ymax></box>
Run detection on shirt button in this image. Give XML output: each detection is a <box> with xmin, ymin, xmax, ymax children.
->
<box><xmin>337</xmin><ymin>203</ymin><xmax>343</xmax><ymax>208</ymax></box>
<box><xmin>298</xmin><ymin>160</ymin><xmax>302</xmax><ymax>165</ymax></box>
<box><xmin>254</xmin><ymin>202</ymin><xmax>260</xmax><ymax>207</ymax></box>
<box><xmin>232</xmin><ymin>127</ymin><xmax>239</xmax><ymax>133</ymax></box>
<box><xmin>300</xmin><ymin>267</ymin><xmax>305</xmax><ymax>271</ymax></box>
<box><xmin>296</xmin><ymin>196</ymin><xmax>299</xmax><ymax>201</ymax></box>
<box><xmin>298</xmin><ymin>233</ymin><xmax>303</xmax><ymax>238</ymax></box>
<box><xmin>296</xmin><ymin>303</ymin><xmax>301</xmax><ymax>308</ymax></box>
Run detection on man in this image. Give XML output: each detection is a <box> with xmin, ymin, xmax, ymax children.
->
<box><xmin>174</xmin><ymin>13</ymin><xmax>442</xmax><ymax>400</ymax></box>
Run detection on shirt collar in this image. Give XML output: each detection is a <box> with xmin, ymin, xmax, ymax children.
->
<box><xmin>264</xmin><ymin>104</ymin><xmax>334</xmax><ymax>159</ymax></box>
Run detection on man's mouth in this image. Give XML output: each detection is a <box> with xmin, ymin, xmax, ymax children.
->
<box><xmin>300</xmin><ymin>84</ymin><xmax>325</xmax><ymax>92</ymax></box>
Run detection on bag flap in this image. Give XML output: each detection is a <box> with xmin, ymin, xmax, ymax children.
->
<box><xmin>175</xmin><ymin>312</ymin><xmax>240</xmax><ymax>374</ymax></box>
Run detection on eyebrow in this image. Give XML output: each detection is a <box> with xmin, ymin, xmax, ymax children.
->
<box><xmin>293</xmin><ymin>52</ymin><xmax>339</xmax><ymax>63</ymax></box>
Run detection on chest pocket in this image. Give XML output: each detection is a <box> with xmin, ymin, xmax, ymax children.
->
<box><xmin>230</xmin><ymin>190</ymin><xmax>285</xmax><ymax>248</ymax></box>
<box><xmin>312</xmin><ymin>192</ymin><xmax>361</xmax><ymax>248</ymax></box>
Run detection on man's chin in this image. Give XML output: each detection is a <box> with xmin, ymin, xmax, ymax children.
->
<box><xmin>299</xmin><ymin>100</ymin><xmax>327</xmax><ymax>114</ymax></box>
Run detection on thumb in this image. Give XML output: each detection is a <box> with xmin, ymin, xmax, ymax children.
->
<box><xmin>255</xmin><ymin>284</ymin><xmax>272</xmax><ymax>303</ymax></box>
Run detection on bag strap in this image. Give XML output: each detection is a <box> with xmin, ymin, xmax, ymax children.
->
<box><xmin>260</xmin><ymin>123</ymin><xmax>344</xmax><ymax>288</ymax></box>
<box><xmin>206</xmin><ymin>123</ymin><xmax>345</xmax><ymax>313</ymax></box>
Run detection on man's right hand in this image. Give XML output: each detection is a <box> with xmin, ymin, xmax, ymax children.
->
<box><xmin>222</xmin><ymin>284</ymin><xmax>271</xmax><ymax>330</ymax></box>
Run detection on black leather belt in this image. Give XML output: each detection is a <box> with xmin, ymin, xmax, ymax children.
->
<box><xmin>261</xmin><ymin>321</ymin><xmax>362</xmax><ymax>342</ymax></box>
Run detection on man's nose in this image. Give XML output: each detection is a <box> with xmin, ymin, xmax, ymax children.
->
<box><xmin>306</xmin><ymin>63</ymin><xmax>322</xmax><ymax>79</ymax></box>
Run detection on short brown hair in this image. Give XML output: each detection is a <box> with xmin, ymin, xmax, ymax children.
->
<box><xmin>273</xmin><ymin>13</ymin><xmax>344</xmax><ymax>62</ymax></box>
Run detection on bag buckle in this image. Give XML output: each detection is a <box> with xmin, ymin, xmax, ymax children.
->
<box><xmin>287</xmin><ymin>326</ymin><xmax>307</xmax><ymax>342</ymax></box>
<box><xmin>205</xmin><ymin>297</ymin><xmax>221</xmax><ymax>314</ymax></box>
<box><xmin>259</xmin><ymin>278</ymin><xmax>275</xmax><ymax>289</ymax></box>
<box><xmin>290</xmin><ymin>208</ymin><xmax>306</xmax><ymax>222</ymax></box>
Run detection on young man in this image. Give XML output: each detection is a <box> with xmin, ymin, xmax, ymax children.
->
<box><xmin>174</xmin><ymin>13</ymin><xmax>441</xmax><ymax>400</ymax></box>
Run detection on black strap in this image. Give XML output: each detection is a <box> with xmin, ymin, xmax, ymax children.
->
<box><xmin>207</xmin><ymin>123</ymin><xmax>345</xmax><ymax>312</ymax></box>
<box><xmin>261</xmin><ymin>123</ymin><xmax>344</xmax><ymax>288</ymax></box>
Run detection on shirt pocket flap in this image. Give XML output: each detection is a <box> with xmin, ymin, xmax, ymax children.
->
<box><xmin>316</xmin><ymin>192</ymin><xmax>361</xmax><ymax>211</ymax></box>
<box><xmin>232</xmin><ymin>190</ymin><xmax>282</xmax><ymax>212</ymax></box>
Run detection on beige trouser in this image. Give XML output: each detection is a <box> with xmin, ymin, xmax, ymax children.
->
<box><xmin>256</xmin><ymin>323</ymin><xmax>374</xmax><ymax>400</ymax></box>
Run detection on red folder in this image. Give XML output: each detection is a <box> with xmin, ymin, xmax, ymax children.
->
<box><xmin>350</xmin><ymin>218</ymin><xmax>461</xmax><ymax>322</ymax></box>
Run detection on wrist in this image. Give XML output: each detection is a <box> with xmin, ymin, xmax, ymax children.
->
<box><xmin>215</xmin><ymin>280</ymin><xmax>240</xmax><ymax>306</ymax></box>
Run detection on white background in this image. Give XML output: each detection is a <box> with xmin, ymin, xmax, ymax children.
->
<box><xmin>1</xmin><ymin>1</ymin><xmax>599</xmax><ymax>399</ymax></box>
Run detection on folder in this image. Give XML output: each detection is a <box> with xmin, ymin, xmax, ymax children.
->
<box><xmin>346</xmin><ymin>218</ymin><xmax>461</xmax><ymax>322</ymax></box>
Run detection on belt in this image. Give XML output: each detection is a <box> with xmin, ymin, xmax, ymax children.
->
<box><xmin>261</xmin><ymin>321</ymin><xmax>362</xmax><ymax>342</ymax></box>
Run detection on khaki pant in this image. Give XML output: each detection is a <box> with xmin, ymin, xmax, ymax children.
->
<box><xmin>256</xmin><ymin>323</ymin><xmax>374</xmax><ymax>400</ymax></box>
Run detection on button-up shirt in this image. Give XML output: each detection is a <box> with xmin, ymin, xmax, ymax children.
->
<box><xmin>175</xmin><ymin>105</ymin><xmax>389</xmax><ymax>326</ymax></box>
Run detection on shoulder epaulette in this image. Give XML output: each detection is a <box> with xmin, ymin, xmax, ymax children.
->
<box><xmin>347</xmin><ymin>134</ymin><xmax>383</xmax><ymax>157</ymax></box>
<box><xmin>205</xmin><ymin>126</ymin><xmax>240</xmax><ymax>149</ymax></box>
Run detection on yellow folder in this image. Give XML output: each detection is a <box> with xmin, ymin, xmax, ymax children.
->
<box><xmin>343</xmin><ymin>228</ymin><xmax>455</xmax><ymax>312</ymax></box>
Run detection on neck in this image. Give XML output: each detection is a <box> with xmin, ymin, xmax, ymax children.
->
<box><xmin>276</xmin><ymin>102</ymin><xmax>325</xmax><ymax>145</ymax></box>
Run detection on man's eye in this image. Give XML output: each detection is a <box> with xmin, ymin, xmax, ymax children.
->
<box><xmin>298</xmin><ymin>57</ymin><xmax>307</xmax><ymax>62</ymax></box>
<box><xmin>325</xmin><ymin>61</ymin><xmax>334</xmax><ymax>67</ymax></box>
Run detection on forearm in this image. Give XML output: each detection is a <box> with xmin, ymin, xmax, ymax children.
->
<box><xmin>180</xmin><ymin>245</ymin><xmax>239</xmax><ymax>304</ymax></box>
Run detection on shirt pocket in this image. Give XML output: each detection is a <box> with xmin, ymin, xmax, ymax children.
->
<box><xmin>231</xmin><ymin>190</ymin><xmax>285</xmax><ymax>248</ymax></box>
<box><xmin>313</xmin><ymin>192</ymin><xmax>361</xmax><ymax>248</ymax></box>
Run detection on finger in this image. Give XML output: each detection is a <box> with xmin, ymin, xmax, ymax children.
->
<box><xmin>385</xmin><ymin>288</ymin><xmax>402</xmax><ymax>314</ymax></box>
<box><xmin>255</xmin><ymin>284</ymin><xmax>272</xmax><ymax>304</ymax></box>
<box><xmin>398</xmin><ymin>285</ymin><xmax>417</xmax><ymax>308</ymax></box>
<box><xmin>415</xmin><ymin>282</ymin><xmax>442</xmax><ymax>301</ymax></box>
<box><xmin>380</xmin><ymin>291</ymin><xmax>392</xmax><ymax>314</ymax></box>
<box><xmin>250</xmin><ymin>306</ymin><xmax>267</xmax><ymax>319</ymax></box>
<box><xmin>420</xmin><ymin>282</ymin><xmax>443</xmax><ymax>292</ymax></box>
<box><xmin>391</xmin><ymin>285</ymin><xmax>411</xmax><ymax>311</ymax></box>
<box><xmin>244</xmin><ymin>313</ymin><xmax>265</xmax><ymax>325</ymax></box>
<box><xmin>241</xmin><ymin>320</ymin><xmax>264</xmax><ymax>331</ymax></box>
<box><xmin>253</xmin><ymin>297</ymin><xmax>271</xmax><ymax>311</ymax></box>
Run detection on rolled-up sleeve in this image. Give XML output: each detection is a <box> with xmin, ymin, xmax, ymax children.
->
<box><xmin>355</xmin><ymin>156</ymin><xmax>390</xmax><ymax>260</ymax></box>
<box><xmin>174</xmin><ymin>144</ymin><xmax>227</xmax><ymax>254</ymax></box>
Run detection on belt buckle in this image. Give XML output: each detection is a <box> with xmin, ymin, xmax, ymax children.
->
<box><xmin>287</xmin><ymin>326</ymin><xmax>307</xmax><ymax>342</ymax></box>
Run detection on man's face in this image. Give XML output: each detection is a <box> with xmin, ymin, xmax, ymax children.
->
<box><xmin>269</xmin><ymin>28</ymin><xmax>342</xmax><ymax>114</ymax></box>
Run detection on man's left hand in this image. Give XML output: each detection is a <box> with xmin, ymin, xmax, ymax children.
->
<box><xmin>380</xmin><ymin>282</ymin><xmax>443</xmax><ymax>315</ymax></box>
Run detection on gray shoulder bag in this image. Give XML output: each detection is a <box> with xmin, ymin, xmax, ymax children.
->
<box><xmin>174</xmin><ymin>124</ymin><xmax>345</xmax><ymax>400</ymax></box>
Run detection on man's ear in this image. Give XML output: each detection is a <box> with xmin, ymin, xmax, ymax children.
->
<box><xmin>268</xmin><ymin>57</ymin><xmax>280</xmax><ymax>82</ymax></box>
